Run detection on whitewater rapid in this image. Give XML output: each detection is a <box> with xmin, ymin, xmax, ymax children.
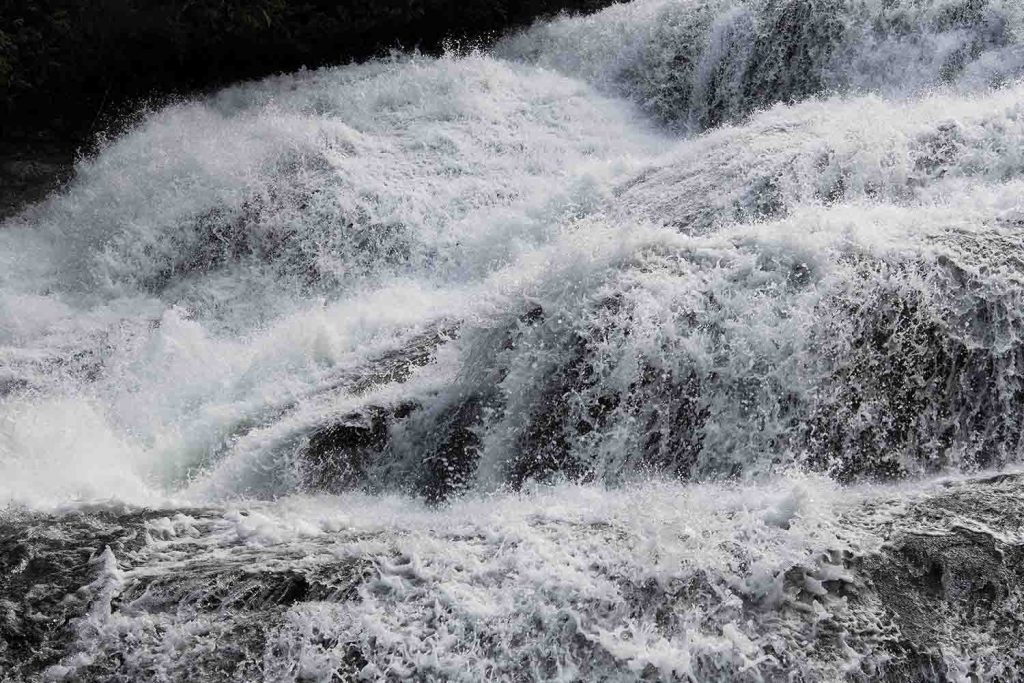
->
<box><xmin>3</xmin><ymin>0</ymin><xmax>1024</xmax><ymax>680</ymax></box>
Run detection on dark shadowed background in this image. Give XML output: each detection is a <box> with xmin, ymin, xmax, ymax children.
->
<box><xmin>0</xmin><ymin>0</ymin><xmax>618</xmax><ymax>215</ymax></box>
<box><xmin>1</xmin><ymin>0</ymin><xmax>620</xmax><ymax>144</ymax></box>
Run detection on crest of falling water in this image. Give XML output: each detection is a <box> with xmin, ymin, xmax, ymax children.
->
<box><xmin>2</xmin><ymin>1</ymin><xmax>1024</xmax><ymax>680</ymax></box>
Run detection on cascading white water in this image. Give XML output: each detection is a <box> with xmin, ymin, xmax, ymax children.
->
<box><xmin>0</xmin><ymin>54</ymin><xmax>666</xmax><ymax>504</ymax></box>
<box><xmin>3</xmin><ymin>1</ymin><xmax>1024</xmax><ymax>680</ymax></box>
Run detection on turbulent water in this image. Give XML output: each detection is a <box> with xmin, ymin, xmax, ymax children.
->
<box><xmin>3</xmin><ymin>0</ymin><xmax>1024</xmax><ymax>680</ymax></box>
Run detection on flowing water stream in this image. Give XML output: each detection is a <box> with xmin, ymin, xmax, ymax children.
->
<box><xmin>3</xmin><ymin>0</ymin><xmax>1024</xmax><ymax>680</ymax></box>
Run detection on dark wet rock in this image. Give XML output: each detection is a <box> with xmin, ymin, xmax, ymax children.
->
<box><xmin>0</xmin><ymin>375</ymin><xmax>29</xmax><ymax>398</ymax></box>
<box><xmin>606</xmin><ymin>0</ymin><xmax>1018</xmax><ymax>133</ymax></box>
<box><xmin>613</xmin><ymin>474</ymin><xmax>1024</xmax><ymax>681</ymax></box>
<box><xmin>616</xmin><ymin>0</ymin><xmax>845</xmax><ymax>130</ymax></box>
<box><xmin>429</xmin><ymin>224</ymin><xmax>1024</xmax><ymax>489</ymax></box>
<box><xmin>297</xmin><ymin>326</ymin><xmax>456</xmax><ymax>495</ymax></box>
<box><xmin>117</xmin><ymin>555</ymin><xmax>370</xmax><ymax>614</ymax></box>
<box><xmin>344</xmin><ymin>327</ymin><xmax>457</xmax><ymax>397</ymax></box>
<box><xmin>429</xmin><ymin>296</ymin><xmax>712</xmax><ymax>489</ymax></box>
<box><xmin>862</xmin><ymin>475</ymin><xmax>1024</xmax><ymax>680</ymax></box>
<box><xmin>64</xmin><ymin>616</ymin><xmax>276</xmax><ymax>683</ymax></box>
<box><xmin>305</xmin><ymin>306</ymin><xmax>569</xmax><ymax>502</ymax></box>
<box><xmin>2</xmin><ymin>474</ymin><xmax>1024</xmax><ymax>681</ymax></box>
<box><xmin>805</xmin><ymin>242</ymin><xmax>1024</xmax><ymax>481</ymax></box>
<box><xmin>634</xmin><ymin>366</ymin><xmax>709</xmax><ymax>479</ymax></box>
<box><xmin>417</xmin><ymin>392</ymin><xmax>491</xmax><ymax>503</ymax></box>
<box><xmin>0</xmin><ymin>506</ymin><xmax>373</xmax><ymax>682</ymax></box>
<box><xmin>508</xmin><ymin>343</ymin><xmax>590</xmax><ymax>488</ymax></box>
<box><xmin>0</xmin><ymin>508</ymin><xmax>213</xmax><ymax>681</ymax></box>
<box><xmin>730</xmin><ymin>0</ymin><xmax>846</xmax><ymax>129</ymax></box>
<box><xmin>301</xmin><ymin>403</ymin><xmax>417</xmax><ymax>494</ymax></box>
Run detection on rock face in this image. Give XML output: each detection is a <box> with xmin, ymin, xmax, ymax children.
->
<box><xmin>863</xmin><ymin>474</ymin><xmax>1024</xmax><ymax>680</ymax></box>
<box><xmin>497</xmin><ymin>0</ymin><xmax>1024</xmax><ymax>134</ymax></box>
<box><xmin>0</xmin><ymin>508</ymin><xmax>206</xmax><ymax>678</ymax></box>
<box><xmin>4</xmin><ymin>2</ymin><xmax>1024</xmax><ymax>679</ymax></box>
<box><xmin>2</xmin><ymin>473</ymin><xmax>1022</xmax><ymax>681</ymax></box>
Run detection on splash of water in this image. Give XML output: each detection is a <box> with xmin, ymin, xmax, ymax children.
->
<box><xmin>2</xmin><ymin>2</ymin><xmax>1024</xmax><ymax>506</ymax></box>
<box><xmin>3</xmin><ymin>2</ymin><xmax>1024</xmax><ymax>679</ymax></box>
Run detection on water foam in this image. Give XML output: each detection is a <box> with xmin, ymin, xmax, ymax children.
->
<box><xmin>1</xmin><ymin>2</ymin><xmax>1023</xmax><ymax>507</ymax></box>
<box><xmin>4</xmin><ymin>3</ymin><xmax>1024</xmax><ymax>680</ymax></box>
<box><xmin>498</xmin><ymin>0</ymin><xmax>1024</xmax><ymax>130</ymax></box>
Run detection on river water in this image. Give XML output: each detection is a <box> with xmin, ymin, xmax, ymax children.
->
<box><xmin>2</xmin><ymin>0</ymin><xmax>1024</xmax><ymax>679</ymax></box>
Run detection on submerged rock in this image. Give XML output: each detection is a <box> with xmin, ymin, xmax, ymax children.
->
<box><xmin>2</xmin><ymin>473</ymin><xmax>1022</xmax><ymax>681</ymax></box>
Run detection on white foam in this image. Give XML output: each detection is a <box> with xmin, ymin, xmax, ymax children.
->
<box><xmin>2</xmin><ymin>3</ymin><xmax>1023</xmax><ymax>507</ymax></box>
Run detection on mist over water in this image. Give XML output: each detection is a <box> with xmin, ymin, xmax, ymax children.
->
<box><xmin>3</xmin><ymin>0</ymin><xmax>1024</xmax><ymax>680</ymax></box>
